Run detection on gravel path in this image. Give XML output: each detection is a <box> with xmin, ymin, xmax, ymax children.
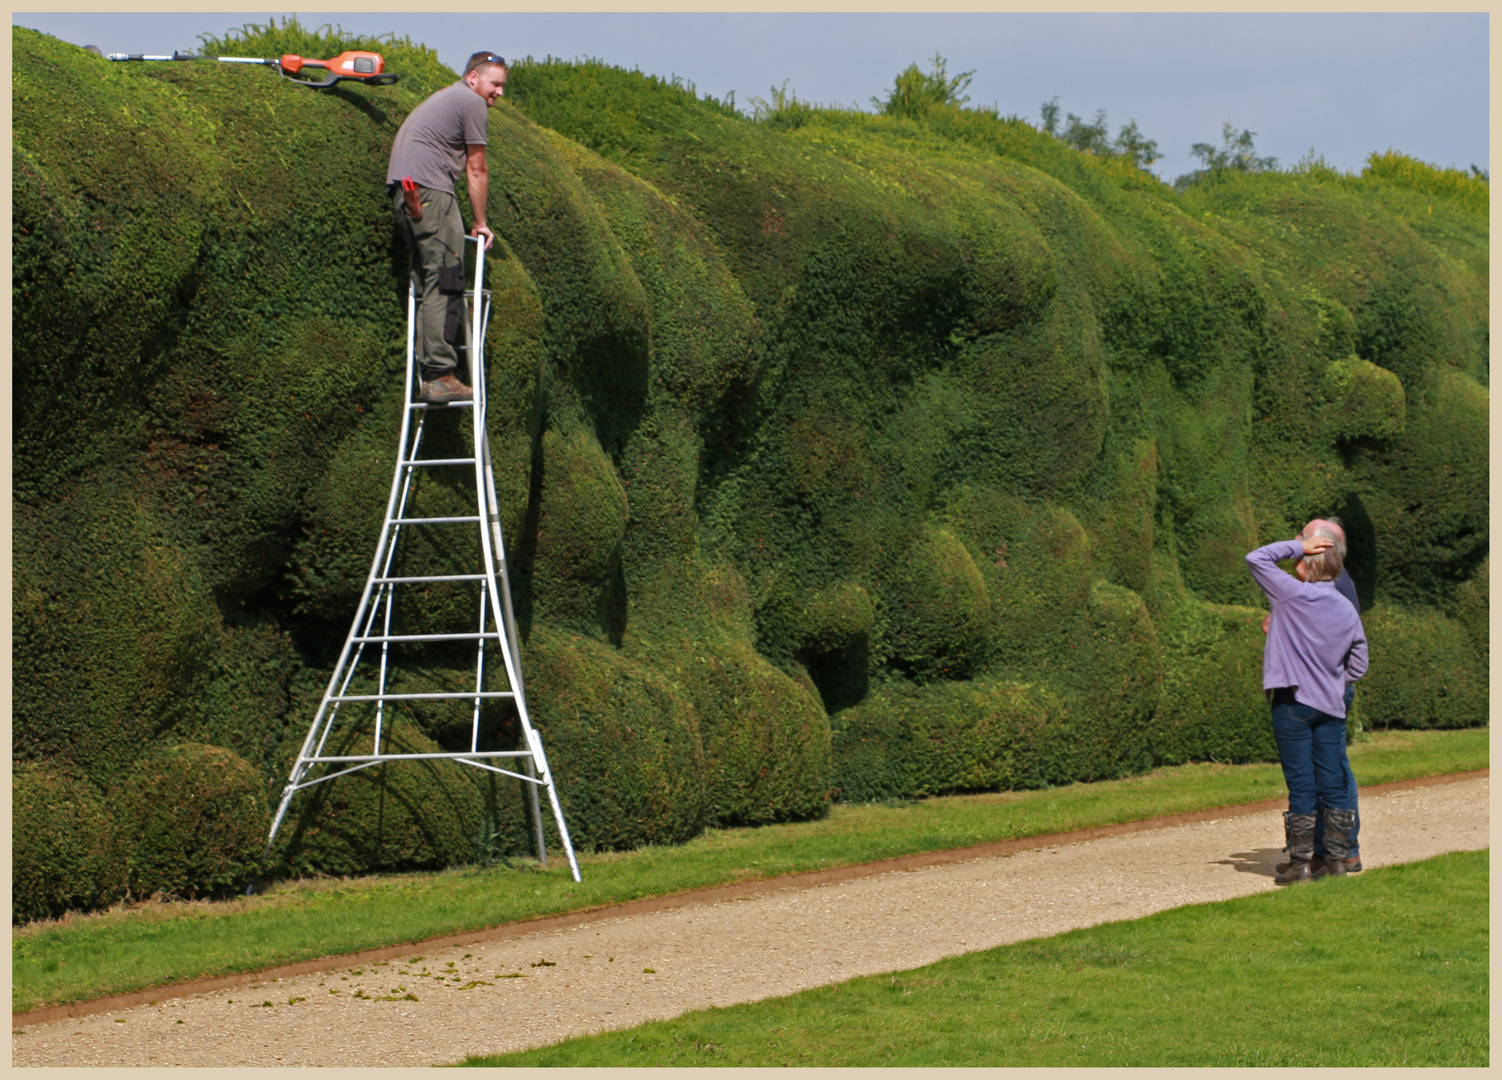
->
<box><xmin>13</xmin><ymin>774</ymin><xmax>1488</xmax><ymax>1068</ymax></box>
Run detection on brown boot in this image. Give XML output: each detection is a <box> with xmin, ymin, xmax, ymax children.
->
<box><xmin>1313</xmin><ymin>809</ymin><xmax>1357</xmax><ymax>879</ymax></box>
<box><xmin>1278</xmin><ymin>855</ymin><xmax>1326</xmax><ymax>875</ymax></box>
<box><xmin>418</xmin><ymin>373</ymin><xmax>474</xmax><ymax>404</ymax></box>
<box><xmin>1275</xmin><ymin>813</ymin><xmax>1316</xmax><ymax>885</ymax></box>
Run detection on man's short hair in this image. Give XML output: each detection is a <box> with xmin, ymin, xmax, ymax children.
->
<box><xmin>1325</xmin><ymin>515</ymin><xmax>1348</xmax><ymax>559</ymax></box>
<box><xmin>466</xmin><ymin>52</ymin><xmax>508</xmax><ymax>76</ymax></box>
<box><xmin>1301</xmin><ymin>522</ymin><xmax>1345</xmax><ymax>583</ymax></box>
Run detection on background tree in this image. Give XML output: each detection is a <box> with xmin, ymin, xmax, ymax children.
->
<box><xmin>1040</xmin><ymin>98</ymin><xmax>1162</xmax><ymax>170</ymax></box>
<box><xmin>875</xmin><ymin>53</ymin><xmax>974</xmax><ymax>119</ymax></box>
<box><xmin>1189</xmin><ymin>121</ymin><xmax>1278</xmax><ymax>173</ymax></box>
<box><xmin>749</xmin><ymin>80</ymin><xmax>816</xmax><ymax>131</ymax></box>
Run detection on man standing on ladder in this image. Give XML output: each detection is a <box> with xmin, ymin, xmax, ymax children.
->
<box><xmin>386</xmin><ymin>51</ymin><xmax>508</xmax><ymax>404</ymax></box>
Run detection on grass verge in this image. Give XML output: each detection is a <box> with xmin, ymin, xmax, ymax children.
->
<box><xmin>460</xmin><ymin>849</ymin><xmax>1489</xmax><ymax>1067</ymax></box>
<box><xmin>12</xmin><ymin>727</ymin><xmax>1486</xmax><ymax>1015</ymax></box>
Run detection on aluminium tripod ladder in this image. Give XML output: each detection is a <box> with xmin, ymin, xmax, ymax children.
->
<box><xmin>266</xmin><ymin>237</ymin><xmax>581</xmax><ymax>881</ymax></box>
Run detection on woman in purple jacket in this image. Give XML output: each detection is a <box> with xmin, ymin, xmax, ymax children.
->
<box><xmin>1246</xmin><ymin>521</ymin><xmax>1368</xmax><ymax>884</ymax></box>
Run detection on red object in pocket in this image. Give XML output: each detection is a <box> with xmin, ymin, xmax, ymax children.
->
<box><xmin>401</xmin><ymin>176</ymin><xmax>422</xmax><ymax>222</ymax></box>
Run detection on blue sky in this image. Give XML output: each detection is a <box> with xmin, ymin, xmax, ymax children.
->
<box><xmin>13</xmin><ymin>11</ymin><xmax>1488</xmax><ymax>183</ymax></box>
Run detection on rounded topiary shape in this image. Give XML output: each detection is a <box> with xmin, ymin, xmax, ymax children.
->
<box><xmin>755</xmin><ymin>579</ymin><xmax>874</xmax><ymax>662</ymax></box>
<box><xmin>1323</xmin><ymin>355</ymin><xmax>1405</xmax><ymax>442</ymax></box>
<box><xmin>831</xmin><ymin>678</ymin><xmax>1072</xmax><ymax>803</ymax></box>
<box><xmin>271</xmin><ymin>716</ymin><xmax>498</xmax><ymax>878</ymax></box>
<box><xmin>12</xmin><ymin>764</ymin><xmax>127</xmax><ymax>924</ymax></box>
<box><xmin>1089</xmin><ymin>438</ymin><xmax>1158</xmax><ymax>595</ymax></box>
<box><xmin>660</xmin><ymin>636</ymin><xmax>832</xmax><ymax>827</ymax></box>
<box><xmin>13</xmin><ymin>486</ymin><xmax>223</xmax><ymax>789</ymax></box>
<box><xmin>1177</xmin><ymin>497</ymin><xmax>1264</xmax><ymax>608</ymax></box>
<box><xmin>942</xmin><ymin>491</ymin><xmax>1093</xmax><ymax>669</ymax></box>
<box><xmin>1359</xmin><ymin>605</ymin><xmax>1487</xmax><ymax>730</ymax></box>
<box><xmin>1312</xmin><ymin>295</ymin><xmax>1358</xmax><ymax>361</ymax></box>
<box><xmin>882</xmin><ymin>525</ymin><xmax>991</xmax><ymax>682</ymax></box>
<box><xmin>531</xmin><ymin>429</ymin><xmax>630</xmax><ymax>631</ymax></box>
<box><xmin>110</xmin><ymin>744</ymin><xmax>270</xmax><ymax>901</ymax></box>
<box><xmin>1151</xmin><ymin>605</ymin><xmax>1275</xmax><ymax>767</ymax></box>
<box><xmin>1058</xmin><ymin>580</ymin><xmax>1161</xmax><ymax>777</ymax></box>
<box><xmin>1356</xmin><ymin>368</ymin><xmax>1487</xmax><ymax>602</ymax></box>
<box><xmin>1452</xmin><ymin>558</ymin><xmax>1488</xmax><ymax>668</ymax></box>
<box><xmin>525</xmin><ymin>625</ymin><xmax>708</xmax><ymax>850</ymax></box>
<box><xmin>800</xmin><ymin>582</ymin><xmax>875</xmax><ymax>656</ymax></box>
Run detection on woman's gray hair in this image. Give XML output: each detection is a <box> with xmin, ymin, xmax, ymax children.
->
<box><xmin>1301</xmin><ymin>522</ymin><xmax>1345</xmax><ymax>582</ymax></box>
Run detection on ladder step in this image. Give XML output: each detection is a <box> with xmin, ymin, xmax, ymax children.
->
<box><xmin>307</xmin><ymin>750</ymin><xmax>530</xmax><ymax>764</ymax></box>
<box><xmin>401</xmin><ymin>457</ymin><xmax>477</xmax><ymax>467</ymax></box>
<box><xmin>391</xmin><ymin>515</ymin><xmax>482</xmax><ymax>525</ymax></box>
<box><xmin>353</xmin><ymin>632</ymin><xmax>503</xmax><ymax>643</ymax></box>
<box><xmin>330</xmin><ymin>691</ymin><xmax>515</xmax><ymax>702</ymax></box>
<box><xmin>409</xmin><ymin>401</ymin><xmax>475</xmax><ymax>410</ymax></box>
<box><xmin>374</xmin><ymin>574</ymin><xmax>488</xmax><ymax>584</ymax></box>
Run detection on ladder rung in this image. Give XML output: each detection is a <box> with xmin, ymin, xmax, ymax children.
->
<box><xmin>374</xmin><ymin>574</ymin><xmax>488</xmax><ymax>584</ymax></box>
<box><xmin>330</xmin><ymin>691</ymin><xmax>515</xmax><ymax>702</ymax></box>
<box><xmin>352</xmin><ymin>632</ymin><xmax>503</xmax><ymax>643</ymax></box>
<box><xmin>306</xmin><ymin>750</ymin><xmax>530</xmax><ymax>764</ymax></box>
<box><xmin>401</xmin><ymin>457</ymin><xmax>477</xmax><ymax>467</ymax></box>
<box><xmin>391</xmin><ymin>515</ymin><xmax>482</xmax><ymax>525</ymax></box>
<box><xmin>409</xmin><ymin>401</ymin><xmax>475</xmax><ymax>410</ymax></box>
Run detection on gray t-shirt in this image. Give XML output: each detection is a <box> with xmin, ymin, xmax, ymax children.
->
<box><xmin>387</xmin><ymin>82</ymin><xmax>489</xmax><ymax>190</ymax></box>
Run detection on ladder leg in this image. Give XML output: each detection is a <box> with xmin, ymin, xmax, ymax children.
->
<box><xmin>525</xmin><ymin>729</ymin><xmax>581</xmax><ymax>882</ymax></box>
<box><xmin>524</xmin><ymin>754</ymin><xmax>547</xmax><ymax>866</ymax></box>
<box><xmin>265</xmin><ymin>773</ymin><xmax>304</xmax><ymax>857</ymax></box>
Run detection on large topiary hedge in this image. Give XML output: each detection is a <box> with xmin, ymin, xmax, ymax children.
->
<box><xmin>11</xmin><ymin>26</ymin><xmax>1486</xmax><ymax>913</ymax></box>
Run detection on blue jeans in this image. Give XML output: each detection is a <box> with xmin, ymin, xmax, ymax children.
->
<box><xmin>1270</xmin><ymin>690</ymin><xmax>1352</xmax><ymax>819</ymax></box>
<box><xmin>1313</xmin><ymin>685</ymin><xmax>1360</xmax><ymax>857</ymax></box>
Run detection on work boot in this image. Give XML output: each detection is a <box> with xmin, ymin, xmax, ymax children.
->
<box><xmin>1314</xmin><ymin>809</ymin><xmax>1357</xmax><ymax>879</ymax></box>
<box><xmin>418</xmin><ymin>373</ymin><xmax>473</xmax><ymax>404</ymax></box>
<box><xmin>1274</xmin><ymin>813</ymin><xmax>1316</xmax><ymax>885</ymax></box>
<box><xmin>1284</xmin><ymin>854</ymin><xmax>1361</xmax><ymax>874</ymax></box>
<box><xmin>1278</xmin><ymin>855</ymin><xmax>1326</xmax><ymax>875</ymax></box>
<box><xmin>1275</xmin><ymin>811</ymin><xmax>1316</xmax><ymax>875</ymax></box>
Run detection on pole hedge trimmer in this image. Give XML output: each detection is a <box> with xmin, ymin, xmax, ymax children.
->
<box><xmin>96</xmin><ymin>48</ymin><xmax>399</xmax><ymax>89</ymax></box>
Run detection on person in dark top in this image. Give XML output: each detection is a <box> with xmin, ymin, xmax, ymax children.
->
<box><xmin>1247</xmin><ymin>519</ymin><xmax>1368</xmax><ymax>884</ymax></box>
<box><xmin>386</xmin><ymin>52</ymin><xmax>507</xmax><ymax>404</ymax></box>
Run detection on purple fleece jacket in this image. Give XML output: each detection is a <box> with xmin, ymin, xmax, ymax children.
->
<box><xmin>1245</xmin><ymin>539</ymin><xmax>1368</xmax><ymax>717</ymax></box>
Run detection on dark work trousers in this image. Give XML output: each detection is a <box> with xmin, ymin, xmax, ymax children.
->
<box><xmin>392</xmin><ymin>185</ymin><xmax>468</xmax><ymax>378</ymax></box>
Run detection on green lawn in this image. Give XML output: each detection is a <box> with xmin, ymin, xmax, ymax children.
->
<box><xmin>461</xmin><ymin>850</ymin><xmax>1489</xmax><ymax>1067</ymax></box>
<box><xmin>12</xmin><ymin>727</ymin><xmax>1486</xmax><ymax>1015</ymax></box>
